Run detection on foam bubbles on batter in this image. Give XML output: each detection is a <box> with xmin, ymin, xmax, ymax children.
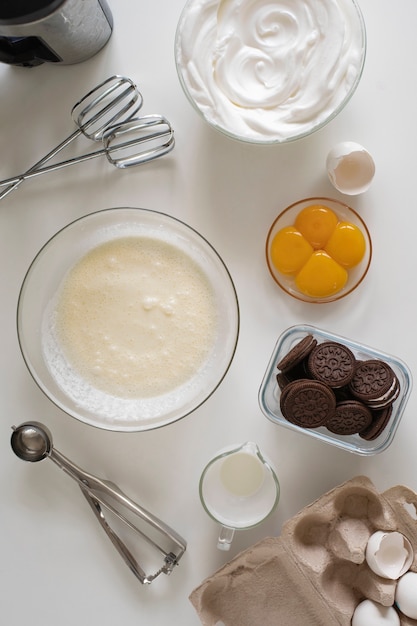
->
<box><xmin>44</xmin><ymin>236</ymin><xmax>218</xmax><ymax>407</ymax></box>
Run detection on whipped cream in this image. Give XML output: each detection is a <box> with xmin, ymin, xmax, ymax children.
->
<box><xmin>175</xmin><ymin>0</ymin><xmax>366</xmax><ymax>142</ymax></box>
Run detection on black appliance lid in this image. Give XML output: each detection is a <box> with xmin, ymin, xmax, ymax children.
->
<box><xmin>0</xmin><ymin>0</ymin><xmax>66</xmax><ymax>25</ymax></box>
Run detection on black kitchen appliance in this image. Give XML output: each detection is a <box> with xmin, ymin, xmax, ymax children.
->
<box><xmin>0</xmin><ymin>0</ymin><xmax>113</xmax><ymax>67</ymax></box>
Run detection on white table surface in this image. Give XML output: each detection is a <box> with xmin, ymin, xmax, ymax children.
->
<box><xmin>1</xmin><ymin>1</ymin><xmax>417</xmax><ymax>624</ymax></box>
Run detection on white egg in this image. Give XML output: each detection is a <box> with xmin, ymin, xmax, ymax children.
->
<box><xmin>326</xmin><ymin>141</ymin><xmax>375</xmax><ymax>195</ymax></box>
<box><xmin>395</xmin><ymin>571</ymin><xmax>417</xmax><ymax>619</ymax></box>
<box><xmin>365</xmin><ymin>531</ymin><xmax>413</xmax><ymax>579</ymax></box>
<box><xmin>352</xmin><ymin>599</ymin><xmax>400</xmax><ymax>626</ymax></box>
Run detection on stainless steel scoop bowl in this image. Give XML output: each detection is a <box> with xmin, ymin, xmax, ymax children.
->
<box><xmin>11</xmin><ymin>421</ymin><xmax>52</xmax><ymax>461</ymax></box>
<box><xmin>11</xmin><ymin>421</ymin><xmax>186</xmax><ymax>584</ymax></box>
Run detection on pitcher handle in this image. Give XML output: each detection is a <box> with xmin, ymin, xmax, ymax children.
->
<box><xmin>217</xmin><ymin>525</ymin><xmax>235</xmax><ymax>551</ymax></box>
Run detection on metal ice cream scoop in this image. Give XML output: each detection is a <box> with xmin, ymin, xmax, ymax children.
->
<box><xmin>11</xmin><ymin>421</ymin><xmax>186</xmax><ymax>584</ymax></box>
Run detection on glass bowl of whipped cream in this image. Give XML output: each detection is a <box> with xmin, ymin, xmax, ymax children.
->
<box><xmin>175</xmin><ymin>0</ymin><xmax>366</xmax><ymax>144</ymax></box>
<box><xmin>17</xmin><ymin>208</ymin><xmax>240</xmax><ymax>432</ymax></box>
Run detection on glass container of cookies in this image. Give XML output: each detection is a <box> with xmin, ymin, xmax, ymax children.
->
<box><xmin>258</xmin><ymin>325</ymin><xmax>412</xmax><ymax>455</ymax></box>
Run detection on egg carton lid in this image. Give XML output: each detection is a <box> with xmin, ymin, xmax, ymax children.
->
<box><xmin>190</xmin><ymin>476</ymin><xmax>417</xmax><ymax>626</ymax></box>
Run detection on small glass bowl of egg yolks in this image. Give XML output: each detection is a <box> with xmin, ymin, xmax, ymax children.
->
<box><xmin>266</xmin><ymin>198</ymin><xmax>372</xmax><ymax>303</ymax></box>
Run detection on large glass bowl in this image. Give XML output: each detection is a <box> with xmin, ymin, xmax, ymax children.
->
<box><xmin>17</xmin><ymin>208</ymin><xmax>240</xmax><ymax>432</ymax></box>
<box><xmin>175</xmin><ymin>0</ymin><xmax>366</xmax><ymax>144</ymax></box>
<box><xmin>266</xmin><ymin>197</ymin><xmax>372</xmax><ymax>303</ymax></box>
<box><xmin>259</xmin><ymin>325</ymin><xmax>412</xmax><ymax>456</ymax></box>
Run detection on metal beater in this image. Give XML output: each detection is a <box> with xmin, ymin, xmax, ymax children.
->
<box><xmin>10</xmin><ymin>421</ymin><xmax>187</xmax><ymax>585</ymax></box>
<box><xmin>0</xmin><ymin>115</ymin><xmax>175</xmax><ymax>184</ymax></box>
<box><xmin>0</xmin><ymin>75</ymin><xmax>142</xmax><ymax>200</ymax></box>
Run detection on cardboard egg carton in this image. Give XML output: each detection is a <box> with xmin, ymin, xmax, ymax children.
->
<box><xmin>190</xmin><ymin>476</ymin><xmax>417</xmax><ymax>625</ymax></box>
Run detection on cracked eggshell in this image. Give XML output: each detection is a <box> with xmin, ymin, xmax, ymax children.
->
<box><xmin>326</xmin><ymin>141</ymin><xmax>375</xmax><ymax>195</ymax></box>
<box><xmin>365</xmin><ymin>531</ymin><xmax>413</xmax><ymax>579</ymax></box>
<box><xmin>395</xmin><ymin>571</ymin><xmax>417</xmax><ymax>619</ymax></box>
<box><xmin>351</xmin><ymin>599</ymin><xmax>400</xmax><ymax>626</ymax></box>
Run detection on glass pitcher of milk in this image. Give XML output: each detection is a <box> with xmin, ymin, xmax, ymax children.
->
<box><xmin>199</xmin><ymin>442</ymin><xmax>280</xmax><ymax>550</ymax></box>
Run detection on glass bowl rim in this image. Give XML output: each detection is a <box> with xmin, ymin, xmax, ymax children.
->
<box><xmin>17</xmin><ymin>207</ymin><xmax>240</xmax><ymax>432</ymax></box>
<box><xmin>174</xmin><ymin>0</ymin><xmax>367</xmax><ymax>145</ymax></box>
<box><xmin>265</xmin><ymin>196</ymin><xmax>373</xmax><ymax>303</ymax></box>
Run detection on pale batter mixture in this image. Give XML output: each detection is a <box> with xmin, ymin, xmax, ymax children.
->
<box><xmin>52</xmin><ymin>236</ymin><xmax>217</xmax><ymax>399</ymax></box>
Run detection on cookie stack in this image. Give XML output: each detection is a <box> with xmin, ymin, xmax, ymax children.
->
<box><xmin>276</xmin><ymin>335</ymin><xmax>400</xmax><ymax>440</ymax></box>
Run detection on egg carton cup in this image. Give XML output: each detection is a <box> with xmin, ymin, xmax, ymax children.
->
<box><xmin>190</xmin><ymin>476</ymin><xmax>417</xmax><ymax>625</ymax></box>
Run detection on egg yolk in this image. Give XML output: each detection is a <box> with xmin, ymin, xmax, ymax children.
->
<box><xmin>294</xmin><ymin>204</ymin><xmax>339</xmax><ymax>249</ymax></box>
<box><xmin>270</xmin><ymin>226</ymin><xmax>313</xmax><ymax>275</ymax></box>
<box><xmin>324</xmin><ymin>221</ymin><xmax>366</xmax><ymax>268</ymax></box>
<box><xmin>295</xmin><ymin>251</ymin><xmax>348</xmax><ymax>298</ymax></box>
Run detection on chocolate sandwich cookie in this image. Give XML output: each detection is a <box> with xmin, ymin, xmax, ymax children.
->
<box><xmin>365</xmin><ymin>376</ymin><xmax>400</xmax><ymax>409</ymax></box>
<box><xmin>276</xmin><ymin>361</ymin><xmax>310</xmax><ymax>390</ymax></box>
<box><xmin>349</xmin><ymin>359</ymin><xmax>398</xmax><ymax>406</ymax></box>
<box><xmin>307</xmin><ymin>341</ymin><xmax>356</xmax><ymax>388</ymax></box>
<box><xmin>276</xmin><ymin>372</ymin><xmax>291</xmax><ymax>391</ymax></box>
<box><xmin>359</xmin><ymin>405</ymin><xmax>393</xmax><ymax>441</ymax></box>
<box><xmin>279</xmin><ymin>379</ymin><xmax>336</xmax><ymax>428</ymax></box>
<box><xmin>279</xmin><ymin>381</ymin><xmax>296</xmax><ymax>422</ymax></box>
<box><xmin>277</xmin><ymin>334</ymin><xmax>317</xmax><ymax>374</ymax></box>
<box><xmin>326</xmin><ymin>400</ymin><xmax>373</xmax><ymax>436</ymax></box>
<box><xmin>333</xmin><ymin>386</ymin><xmax>352</xmax><ymax>403</ymax></box>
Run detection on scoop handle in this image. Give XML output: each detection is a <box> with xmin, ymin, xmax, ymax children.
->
<box><xmin>48</xmin><ymin>447</ymin><xmax>186</xmax><ymax>582</ymax></box>
<box><xmin>79</xmin><ymin>486</ymin><xmax>151</xmax><ymax>583</ymax></box>
<box><xmin>49</xmin><ymin>447</ymin><xmax>186</xmax><ymax>549</ymax></box>
<box><xmin>0</xmin><ymin>128</ymin><xmax>81</xmax><ymax>200</ymax></box>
